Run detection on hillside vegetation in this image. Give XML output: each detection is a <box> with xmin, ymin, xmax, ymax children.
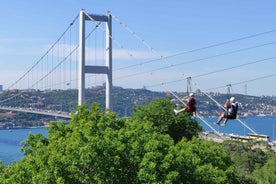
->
<box><xmin>0</xmin><ymin>86</ymin><xmax>276</xmax><ymax>128</ymax></box>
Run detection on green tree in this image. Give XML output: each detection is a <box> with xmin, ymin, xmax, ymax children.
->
<box><xmin>164</xmin><ymin>138</ymin><xmax>245</xmax><ymax>184</ymax></box>
<box><xmin>0</xmin><ymin>101</ymin><xmax>256</xmax><ymax>183</ymax></box>
<box><xmin>132</xmin><ymin>98</ymin><xmax>202</xmax><ymax>142</ymax></box>
<box><xmin>222</xmin><ymin>140</ymin><xmax>276</xmax><ymax>184</ymax></box>
<box><xmin>224</xmin><ymin>140</ymin><xmax>274</xmax><ymax>179</ymax></box>
<box><xmin>253</xmin><ymin>156</ymin><xmax>276</xmax><ymax>184</ymax></box>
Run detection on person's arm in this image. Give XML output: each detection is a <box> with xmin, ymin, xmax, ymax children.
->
<box><xmin>181</xmin><ymin>96</ymin><xmax>188</xmax><ymax>101</ymax></box>
<box><xmin>224</xmin><ymin>99</ymin><xmax>229</xmax><ymax>108</ymax></box>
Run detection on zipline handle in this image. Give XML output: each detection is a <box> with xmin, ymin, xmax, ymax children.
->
<box><xmin>226</xmin><ymin>84</ymin><xmax>231</xmax><ymax>100</ymax></box>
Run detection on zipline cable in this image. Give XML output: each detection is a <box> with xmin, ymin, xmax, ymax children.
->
<box><xmin>113</xmin><ymin>14</ymin><xmax>276</xmax><ymax>70</ymax></box>
<box><xmin>115</xmin><ymin>40</ymin><xmax>276</xmax><ymax>71</ymax></box>
<box><xmin>113</xmin><ymin>13</ymin><xmax>273</xmax><ymax>136</ymax></box>
<box><xmin>114</xmin><ymin>19</ymin><xmax>258</xmax><ymax>135</ymax></box>
<box><xmin>203</xmin><ymin>73</ymin><xmax>276</xmax><ymax>92</ymax></box>
<box><xmin>196</xmin><ymin>85</ymin><xmax>258</xmax><ymax>134</ymax></box>
<box><xmin>162</xmin><ymin>84</ymin><xmax>223</xmax><ymax>138</ymax></box>
<box><xmin>112</xmin><ymin>16</ymin><xmax>228</xmax><ymax>136</ymax></box>
<box><xmin>144</xmin><ymin>56</ymin><xmax>276</xmax><ymax>90</ymax></box>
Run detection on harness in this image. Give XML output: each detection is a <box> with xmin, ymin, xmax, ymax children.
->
<box><xmin>187</xmin><ymin>97</ymin><xmax>196</xmax><ymax>112</ymax></box>
<box><xmin>228</xmin><ymin>102</ymin><xmax>238</xmax><ymax>117</ymax></box>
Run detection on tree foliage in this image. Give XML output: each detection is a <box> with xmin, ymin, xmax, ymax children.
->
<box><xmin>132</xmin><ymin>98</ymin><xmax>202</xmax><ymax>142</ymax></box>
<box><xmin>0</xmin><ymin>99</ymin><xmax>273</xmax><ymax>183</ymax></box>
<box><xmin>253</xmin><ymin>156</ymin><xmax>276</xmax><ymax>184</ymax></box>
<box><xmin>224</xmin><ymin>140</ymin><xmax>276</xmax><ymax>183</ymax></box>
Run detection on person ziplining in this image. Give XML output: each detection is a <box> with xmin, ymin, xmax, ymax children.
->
<box><xmin>173</xmin><ymin>77</ymin><xmax>196</xmax><ymax>116</ymax></box>
<box><xmin>214</xmin><ymin>97</ymin><xmax>238</xmax><ymax>126</ymax></box>
<box><xmin>174</xmin><ymin>92</ymin><xmax>197</xmax><ymax>116</ymax></box>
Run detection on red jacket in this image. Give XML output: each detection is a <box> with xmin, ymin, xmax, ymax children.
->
<box><xmin>187</xmin><ymin>97</ymin><xmax>196</xmax><ymax>113</ymax></box>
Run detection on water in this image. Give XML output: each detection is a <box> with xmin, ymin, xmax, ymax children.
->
<box><xmin>0</xmin><ymin>127</ymin><xmax>47</xmax><ymax>165</ymax></box>
<box><xmin>198</xmin><ymin>116</ymin><xmax>276</xmax><ymax>140</ymax></box>
<box><xmin>0</xmin><ymin>116</ymin><xmax>276</xmax><ymax>165</ymax></box>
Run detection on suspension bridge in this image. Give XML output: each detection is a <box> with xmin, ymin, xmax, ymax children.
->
<box><xmin>0</xmin><ymin>10</ymin><xmax>276</xmax><ymax>141</ymax></box>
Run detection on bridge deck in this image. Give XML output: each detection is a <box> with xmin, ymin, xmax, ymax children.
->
<box><xmin>0</xmin><ymin>106</ymin><xmax>71</xmax><ymax>119</ymax></box>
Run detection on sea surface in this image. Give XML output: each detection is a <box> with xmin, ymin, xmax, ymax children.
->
<box><xmin>0</xmin><ymin>127</ymin><xmax>47</xmax><ymax>165</ymax></box>
<box><xmin>199</xmin><ymin>116</ymin><xmax>276</xmax><ymax>139</ymax></box>
<box><xmin>0</xmin><ymin>116</ymin><xmax>276</xmax><ymax>165</ymax></box>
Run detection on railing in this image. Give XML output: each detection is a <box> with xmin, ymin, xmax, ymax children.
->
<box><xmin>0</xmin><ymin>106</ymin><xmax>71</xmax><ymax>119</ymax></box>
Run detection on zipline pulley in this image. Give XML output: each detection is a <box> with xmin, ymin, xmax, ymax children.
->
<box><xmin>187</xmin><ymin>77</ymin><xmax>192</xmax><ymax>95</ymax></box>
<box><xmin>226</xmin><ymin>84</ymin><xmax>232</xmax><ymax>99</ymax></box>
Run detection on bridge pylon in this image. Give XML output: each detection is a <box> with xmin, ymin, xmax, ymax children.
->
<box><xmin>78</xmin><ymin>10</ymin><xmax>113</xmax><ymax>111</ymax></box>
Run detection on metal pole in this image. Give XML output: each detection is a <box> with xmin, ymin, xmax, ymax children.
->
<box><xmin>105</xmin><ymin>12</ymin><xmax>112</xmax><ymax>111</ymax></box>
<box><xmin>186</xmin><ymin>76</ymin><xmax>192</xmax><ymax>95</ymax></box>
<box><xmin>226</xmin><ymin>84</ymin><xmax>231</xmax><ymax>99</ymax></box>
<box><xmin>78</xmin><ymin>10</ymin><xmax>85</xmax><ymax>105</ymax></box>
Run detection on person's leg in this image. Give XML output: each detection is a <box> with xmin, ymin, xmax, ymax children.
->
<box><xmin>174</xmin><ymin>108</ymin><xmax>186</xmax><ymax>114</ymax></box>
<box><xmin>178</xmin><ymin>108</ymin><xmax>186</xmax><ymax>113</ymax></box>
<box><xmin>222</xmin><ymin>115</ymin><xmax>235</xmax><ymax>126</ymax></box>
<box><xmin>222</xmin><ymin>118</ymin><xmax>229</xmax><ymax>126</ymax></box>
<box><xmin>215</xmin><ymin>113</ymin><xmax>224</xmax><ymax>125</ymax></box>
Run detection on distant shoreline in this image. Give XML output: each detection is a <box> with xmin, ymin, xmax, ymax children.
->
<box><xmin>0</xmin><ymin>126</ymin><xmax>46</xmax><ymax>130</ymax></box>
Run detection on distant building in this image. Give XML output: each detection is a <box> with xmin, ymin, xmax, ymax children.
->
<box><xmin>0</xmin><ymin>85</ymin><xmax>2</xmax><ymax>91</ymax></box>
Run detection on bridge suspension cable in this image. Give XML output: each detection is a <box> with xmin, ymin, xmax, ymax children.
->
<box><xmin>0</xmin><ymin>11</ymin><xmax>111</xmax><ymax>116</ymax></box>
<box><xmin>0</xmin><ymin>14</ymin><xmax>80</xmax><ymax>107</ymax></box>
<box><xmin>1</xmin><ymin>12</ymin><xmax>107</xmax><ymax>105</ymax></box>
<box><xmin>83</xmin><ymin>11</ymin><xmax>136</xmax><ymax>61</ymax></box>
<box><xmin>6</xmin><ymin>14</ymin><xmax>80</xmax><ymax>91</ymax></box>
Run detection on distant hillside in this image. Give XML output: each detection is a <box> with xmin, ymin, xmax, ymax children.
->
<box><xmin>112</xmin><ymin>87</ymin><xmax>276</xmax><ymax>117</ymax></box>
<box><xmin>0</xmin><ymin>86</ymin><xmax>275</xmax><ymax>127</ymax></box>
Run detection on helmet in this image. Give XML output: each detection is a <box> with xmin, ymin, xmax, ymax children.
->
<box><xmin>189</xmin><ymin>93</ymin><xmax>194</xmax><ymax>97</ymax></box>
<box><xmin>230</xmin><ymin>97</ymin><xmax>235</xmax><ymax>102</ymax></box>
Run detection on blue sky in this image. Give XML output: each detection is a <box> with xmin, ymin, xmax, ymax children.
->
<box><xmin>1</xmin><ymin>0</ymin><xmax>276</xmax><ymax>96</ymax></box>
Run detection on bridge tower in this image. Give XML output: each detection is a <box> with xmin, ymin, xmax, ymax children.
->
<box><xmin>78</xmin><ymin>10</ymin><xmax>113</xmax><ymax>111</ymax></box>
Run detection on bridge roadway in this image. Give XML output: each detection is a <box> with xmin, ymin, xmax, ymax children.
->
<box><xmin>0</xmin><ymin>106</ymin><xmax>71</xmax><ymax>119</ymax></box>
